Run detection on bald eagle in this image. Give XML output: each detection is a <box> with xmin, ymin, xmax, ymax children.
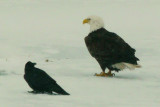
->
<box><xmin>83</xmin><ymin>16</ymin><xmax>141</xmax><ymax>77</ymax></box>
<box><xmin>24</xmin><ymin>61</ymin><xmax>70</xmax><ymax>95</ymax></box>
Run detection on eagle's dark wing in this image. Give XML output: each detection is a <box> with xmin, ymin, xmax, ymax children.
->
<box><xmin>85</xmin><ymin>30</ymin><xmax>139</xmax><ymax>65</ymax></box>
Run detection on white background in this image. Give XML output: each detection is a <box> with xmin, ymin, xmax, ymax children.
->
<box><xmin>0</xmin><ymin>0</ymin><xmax>160</xmax><ymax>107</ymax></box>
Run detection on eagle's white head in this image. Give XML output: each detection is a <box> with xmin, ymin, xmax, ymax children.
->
<box><xmin>83</xmin><ymin>16</ymin><xmax>104</xmax><ymax>33</ymax></box>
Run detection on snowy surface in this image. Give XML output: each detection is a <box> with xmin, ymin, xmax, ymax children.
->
<box><xmin>0</xmin><ymin>0</ymin><xmax>160</xmax><ymax>107</ymax></box>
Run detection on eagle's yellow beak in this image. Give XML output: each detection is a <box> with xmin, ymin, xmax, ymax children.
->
<box><xmin>83</xmin><ymin>19</ymin><xmax>90</xmax><ymax>24</ymax></box>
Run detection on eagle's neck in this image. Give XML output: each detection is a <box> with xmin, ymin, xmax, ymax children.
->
<box><xmin>89</xmin><ymin>22</ymin><xmax>104</xmax><ymax>33</ymax></box>
<box><xmin>89</xmin><ymin>28</ymin><xmax>106</xmax><ymax>35</ymax></box>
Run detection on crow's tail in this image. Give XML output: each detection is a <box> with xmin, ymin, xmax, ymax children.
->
<box><xmin>52</xmin><ymin>84</ymin><xmax>70</xmax><ymax>95</ymax></box>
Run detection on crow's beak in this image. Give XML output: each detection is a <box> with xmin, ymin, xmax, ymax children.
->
<box><xmin>33</xmin><ymin>63</ymin><xmax>37</xmax><ymax>66</ymax></box>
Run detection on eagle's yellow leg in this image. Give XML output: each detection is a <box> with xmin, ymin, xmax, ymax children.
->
<box><xmin>95</xmin><ymin>70</ymin><xmax>115</xmax><ymax>77</ymax></box>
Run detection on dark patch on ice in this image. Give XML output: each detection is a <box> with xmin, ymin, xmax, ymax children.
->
<box><xmin>0</xmin><ymin>70</ymin><xmax>8</xmax><ymax>76</ymax></box>
<box><xmin>10</xmin><ymin>71</ymin><xmax>22</xmax><ymax>75</ymax></box>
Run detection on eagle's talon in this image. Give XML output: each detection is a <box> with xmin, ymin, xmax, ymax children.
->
<box><xmin>94</xmin><ymin>71</ymin><xmax>115</xmax><ymax>77</ymax></box>
<box><xmin>107</xmin><ymin>73</ymin><xmax>115</xmax><ymax>77</ymax></box>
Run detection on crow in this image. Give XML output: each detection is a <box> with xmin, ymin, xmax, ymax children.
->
<box><xmin>24</xmin><ymin>61</ymin><xmax>70</xmax><ymax>95</ymax></box>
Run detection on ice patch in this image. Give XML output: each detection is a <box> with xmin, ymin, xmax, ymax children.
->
<box><xmin>0</xmin><ymin>70</ymin><xmax>8</xmax><ymax>76</ymax></box>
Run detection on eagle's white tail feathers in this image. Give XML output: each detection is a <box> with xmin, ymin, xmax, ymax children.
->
<box><xmin>112</xmin><ymin>62</ymin><xmax>141</xmax><ymax>70</ymax></box>
<box><xmin>123</xmin><ymin>63</ymin><xmax>141</xmax><ymax>70</ymax></box>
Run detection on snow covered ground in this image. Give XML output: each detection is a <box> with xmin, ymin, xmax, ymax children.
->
<box><xmin>0</xmin><ymin>0</ymin><xmax>160</xmax><ymax>107</ymax></box>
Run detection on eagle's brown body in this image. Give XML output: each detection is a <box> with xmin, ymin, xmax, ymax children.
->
<box><xmin>85</xmin><ymin>28</ymin><xmax>139</xmax><ymax>72</ymax></box>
